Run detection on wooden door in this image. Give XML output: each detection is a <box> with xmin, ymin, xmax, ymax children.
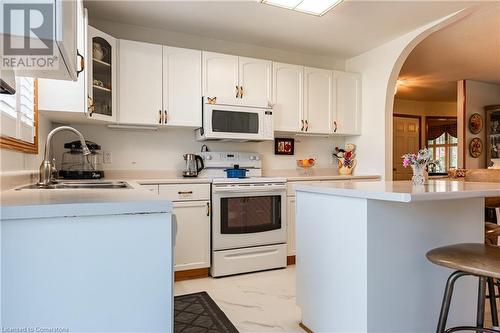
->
<box><xmin>304</xmin><ymin>67</ymin><xmax>333</xmax><ymax>134</ymax></box>
<box><xmin>272</xmin><ymin>62</ymin><xmax>304</xmax><ymax>132</ymax></box>
<box><xmin>163</xmin><ymin>46</ymin><xmax>202</xmax><ymax>127</ymax></box>
<box><xmin>118</xmin><ymin>39</ymin><xmax>162</xmax><ymax>125</ymax></box>
<box><xmin>238</xmin><ymin>57</ymin><xmax>272</xmax><ymax>106</ymax></box>
<box><xmin>202</xmin><ymin>51</ymin><xmax>239</xmax><ymax>103</ymax></box>
<box><xmin>393</xmin><ymin>116</ymin><xmax>420</xmax><ymax>180</ymax></box>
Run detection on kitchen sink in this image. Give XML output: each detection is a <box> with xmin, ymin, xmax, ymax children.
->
<box><xmin>17</xmin><ymin>180</ymin><xmax>131</xmax><ymax>190</ymax></box>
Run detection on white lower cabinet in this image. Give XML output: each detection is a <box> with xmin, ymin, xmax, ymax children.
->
<box><xmin>158</xmin><ymin>183</ymin><xmax>211</xmax><ymax>272</ymax></box>
<box><xmin>286</xmin><ymin>196</ymin><xmax>296</xmax><ymax>256</ymax></box>
<box><xmin>171</xmin><ymin>201</ymin><xmax>211</xmax><ymax>271</ymax></box>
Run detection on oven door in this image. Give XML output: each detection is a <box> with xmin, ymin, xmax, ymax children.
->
<box><xmin>203</xmin><ymin>103</ymin><xmax>264</xmax><ymax>141</ymax></box>
<box><xmin>212</xmin><ymin>184</ymin><xmax>287</xmax><ymax>250</ymax></box>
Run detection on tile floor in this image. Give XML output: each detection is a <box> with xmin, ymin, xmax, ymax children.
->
<box><xmin>174</xmin><ymin>267</ymin><xmax>302</xmax><ymax>332</ymax></box>
<box><xmin>175</xmin><ymin>266</ymin><xmax>499</xmax><ymax>332</ymax></box>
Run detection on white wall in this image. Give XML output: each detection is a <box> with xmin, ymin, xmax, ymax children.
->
<box><xmin>51</xmin><ymin>124</ymin><xmax>344</xmax><ymax>172</ymax></box>
<box><xmin>457</xmin><ymin>80</ymin><xmax>500</xmax><ymax>169</ymax></box>
<box><xmin>89</xmin><ymin>18</ymin><xmax>344</xmax><ymax>71</ymax></box>
<box><xmin>345</xmin><ymin>10</ymin><xmax>469</xmax><ymax>180</ymax></box>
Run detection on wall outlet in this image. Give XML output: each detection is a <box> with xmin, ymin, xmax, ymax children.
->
<box><xmin>103</xmin><ymin>151</ymin><xmax>112</xmax><ymax>164</ymax></box>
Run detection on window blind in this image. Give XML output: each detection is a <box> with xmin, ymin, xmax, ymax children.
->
<box><xmin>0</xmin><ymin>76</ymin><xmax>35</xmax><ymax>143</ymax></box>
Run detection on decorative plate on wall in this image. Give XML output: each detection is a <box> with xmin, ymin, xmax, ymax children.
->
<box><xmin>469</xmin><ymin>113</ymin><xmax>483</xmax><ymax>134</ymax></box>
<box><xmin>469</xmin><ymin>137</ymin><xmax>483</xmax><ymax>158</ymax></box>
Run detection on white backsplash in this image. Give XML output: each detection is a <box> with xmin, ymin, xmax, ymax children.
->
<box><xmin>51</xmin><ymin>124</ymin><xmax>345</xmax><ymax>172</ymax></box>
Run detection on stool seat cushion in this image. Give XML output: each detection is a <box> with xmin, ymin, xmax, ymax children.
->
<box><xmin>426</xmin><ymin>243</ymin><xmax>500</xmax><ymax>279</ymax></box>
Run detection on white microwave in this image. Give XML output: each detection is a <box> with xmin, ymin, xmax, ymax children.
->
<box><xmin>196</xmin><ymin>97</ymin><xmax>274</xmax><ymax>141</ymax></box>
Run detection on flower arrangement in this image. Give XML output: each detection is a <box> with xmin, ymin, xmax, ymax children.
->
<box><xmin>402</xmin><ymin>148</ymin><xmax>431</xmax><ymax>184</ymax></box>
<box><xmin>401</xmin><ymin>148</ymin><xmax>431</xmax><ymax>168</ymax></box>
<box><xmin>333</xmin><ymin>143</ymin><xmax>357</xmax><ymax>175</ymax></box>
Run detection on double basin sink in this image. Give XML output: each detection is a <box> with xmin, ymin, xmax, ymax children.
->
<box><xmin>18</xmin><ymin>180</ymin><xmax>131</xmax><ymax>190</ymax></box>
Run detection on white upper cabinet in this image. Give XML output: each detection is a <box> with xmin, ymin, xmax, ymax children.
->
<box><xmin>272</xmin><ymin>62</ymin><xmax>304</xmax><ymax>132</ymax></box>
<box><xmin>87</xmin><ymin>26</ymin><xmax>117</xmax><ymax>122</ymax></box>
<box><xmin>38</xmin><ymin>2</ymin><xmax>87</xmax><ymax>114</ymax></box>
<box><xmin>202</xmin><ymin>52</ymin><xmax>272</xmax><ymax>107</ymax></box>
<box><xmin>238</xmin><ymin>57</ymin><xmax>272</xmax><ymax>106</ymax></box>
<box><xmin>8</xmin><ymin>0</ymin><xmax>79</xmax><ymax>81</ymax></box>
<box><xmin>118</xmin><ymin>40</ymin><xmax>163</xmax><ymax>125</ymax></box>
<box><xmin>304</xmin><ymin>67</ymin><xmax>333</xmax><ymax>134</ymax></box>
<box><xmin>202</xmin><ymin>52</ymin><xmax>239</xmax><ymax>103</ymax></box>
<box><xmin>333</xmin><ymin>71</ymin><xmax>361</xmax><ymax>135</ymax></box>
<box><xmin>163</xmin><ymin>46</ymin><xmax>202</xmax><ymax>127</ymax></box>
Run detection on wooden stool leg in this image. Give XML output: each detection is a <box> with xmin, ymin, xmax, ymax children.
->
<box><xmin>488</xmin><ymin>278</ymin><xmax>499</xmax><ymax>327</ymax></box>
<box><xmin>478</xmin><ymin>276</ymin><xmax>487</xmax><ymax>332</ymax></box>
<box><xmin>437</xmin><ymin>271</ymin><xmax>470</xmax><ymax>333</ymax></box>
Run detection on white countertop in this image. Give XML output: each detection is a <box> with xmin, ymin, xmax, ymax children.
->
<box><xmin>295</xmin><ymin>180</ymin><xmax>500</xmax><ymax>202</ymax></box>
<box><xmin>1</xmin><ymin>181</ymin><xmax>172</xmax><ymax>220</ymax></box>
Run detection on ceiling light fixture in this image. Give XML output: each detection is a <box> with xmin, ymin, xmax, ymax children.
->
<box><xmin>261</xmin><ymin>0</ymin><xmax>343</xmax><ymax>16</ymax></box>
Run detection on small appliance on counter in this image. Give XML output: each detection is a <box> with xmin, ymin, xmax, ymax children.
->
<box><xmin>182</xmin><ymin>153</ymin><xmax>204</xmax><ymax>177</ymax></box>
<box><xmin>59</xmin><ymin>140</ymin><xmax>104</xmax><ymax>179</ymax></box>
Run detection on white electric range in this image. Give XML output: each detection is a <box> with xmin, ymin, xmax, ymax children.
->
<box><xmin>199</xmin><ymin>152</ymin><xmax>287</xmax><ymax>277</ymax></box>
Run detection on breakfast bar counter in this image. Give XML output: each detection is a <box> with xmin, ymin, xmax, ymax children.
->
<box><xmin>294</xmin><ymin>180</ymin><xmax>500</xmax><ymax>333</ymax></box>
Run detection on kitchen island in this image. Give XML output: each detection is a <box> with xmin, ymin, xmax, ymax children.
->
<box><xmin>1</xmin><ymin>183</ymin><xmax>173</xmax><ymax>332</ymax></box>
<box><xmin>294</xmin><ymin>180</ymin><xmax>500</xmax><ymax>333</ymax></box>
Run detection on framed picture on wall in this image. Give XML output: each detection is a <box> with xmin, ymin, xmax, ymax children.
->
<box><xmin>274</xmin><ymin>138</ymin><xmax>294</xmax><ymax>155</ymax></box>
<box><xmin>469</xmin><ymin>113</ymin><xmax>483</xmax><ymax>134</ymax></box>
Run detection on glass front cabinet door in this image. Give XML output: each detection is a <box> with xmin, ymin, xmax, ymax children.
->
<box><xmin>486</xmin><ymin>105</ymin><xmax>500</xmax><ymax>168</ymax></box>
<box><xmin>87</xmin><ymin>26</ymin><xmax>117</xmax><ymax>122</ymax></box>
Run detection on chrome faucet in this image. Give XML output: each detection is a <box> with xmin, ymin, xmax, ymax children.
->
<box><xmin>38</xmin><ymin>126</ymin><xmax>90</xmax><ymax>187</ymax></box>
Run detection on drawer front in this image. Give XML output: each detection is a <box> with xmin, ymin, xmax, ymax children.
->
<box><xmin>159</xmin><ymin>184</ymin><xmax>210</xmax><ymax>201</ymax></box>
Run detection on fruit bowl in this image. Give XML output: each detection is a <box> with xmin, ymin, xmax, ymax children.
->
<box><xmin>296</xmin><ymin>158</ymin><xmax>315</xmax><ymax>168</ymax></box>
<box><xmin>297</xmin><ymin>158</ymin><xmax>315</xmax><ymax>175</ymax></box>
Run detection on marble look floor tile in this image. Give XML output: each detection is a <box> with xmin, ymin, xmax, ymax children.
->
<box><xmin>174</xmin><ymin>267</ymin><xmax>302</xmax><ymax>333</ymax></box>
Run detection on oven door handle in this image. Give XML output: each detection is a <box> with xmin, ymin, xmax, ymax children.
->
<box><xmin>212</xmin><ymin>185</ymin><xmax>286</xmax><ymax>193</ymax></box>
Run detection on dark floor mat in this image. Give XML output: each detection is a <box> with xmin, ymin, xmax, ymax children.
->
<box><xmin>174</xmin><ymin>291</ymin><xmax>239</xmax><ymax>333</ymax></box>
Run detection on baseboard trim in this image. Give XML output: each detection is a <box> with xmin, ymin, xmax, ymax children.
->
<box><xmin>287</xmin><ymin>255</ymin><xmax>296</xmax><ymax>265</ymax></box>
<box><xmin>299</xmin><ymin>322</ymin><xmax>313</xmax><ymax>333</ymax></box>
<box><xmin>174</xmin><ymin>268</ymin><xmax>209</xmax><ymax>282</ymax></box>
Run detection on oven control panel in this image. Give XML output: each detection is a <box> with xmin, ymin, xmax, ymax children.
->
<box><xmin>200</xmin><ymin>152</ymin><xmax>262</xmax><ymax>169</ymax></box>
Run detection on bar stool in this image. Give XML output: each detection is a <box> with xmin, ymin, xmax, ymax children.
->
<box><xmin>426</xmin><ymin>243</ymin><xmax>500</xmax><ymax>333</ymax></box>
<box><xmin>486</xmin><ymin>222</ymin><xmax>500</xmax><ymax>246</ymax></box>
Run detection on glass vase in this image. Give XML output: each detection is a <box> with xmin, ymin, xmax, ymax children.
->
<box><xmin>411</xmin><ymin>164</ymin><xmax>426</xmax><ymax>185</ymax></box>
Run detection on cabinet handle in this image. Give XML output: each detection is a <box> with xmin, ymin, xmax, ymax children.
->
<box><xmin>240</xmin><ymin>86</ymin><xmax>244</xmax><ymax>98</ymax></box>
<box><xmin>164</xmin><ymin>110</ymin><xmax>168</xmax><ymax>124</ymax></box>
<box><xmin>301</xmin><ymin>119</ymin><xmax>304</xmax><ymax>131</ymax></box>
<box><xmin>76</xmin><ymin>50</ymin><xmax>84</xmax><ymax>77</ymax></box>
<box><xmin>305</xmin><ymin>120</ymin><xmax>309</xmax><ymax>132</ymax></box>
<box><xmin>236</xmin><ymin>85</ymin><xmax>240</xmax><ymax>98</ymax></box>
<box><xmin>87</xmin><ymin>96</ymin><xmax>94</xmax><ymax>116</ymax></box>
<box><xmin>206</xmin><ymin>202</ymin><xmax>210</xmax><ymax>216</ymax></box>
<box><xmin>178</xmin><ymin>191</ymin><xmax>193</xmax><ymax>195</ymax></box>
<box><xmin>159</xmin><ymin>110</ymin><xmax>162</xmax><ymax>124</ymax></box>
<box><xmin>333</xmin><ymin>121</ymin><xmax>338</xmax><ymax>133</ymax></box>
